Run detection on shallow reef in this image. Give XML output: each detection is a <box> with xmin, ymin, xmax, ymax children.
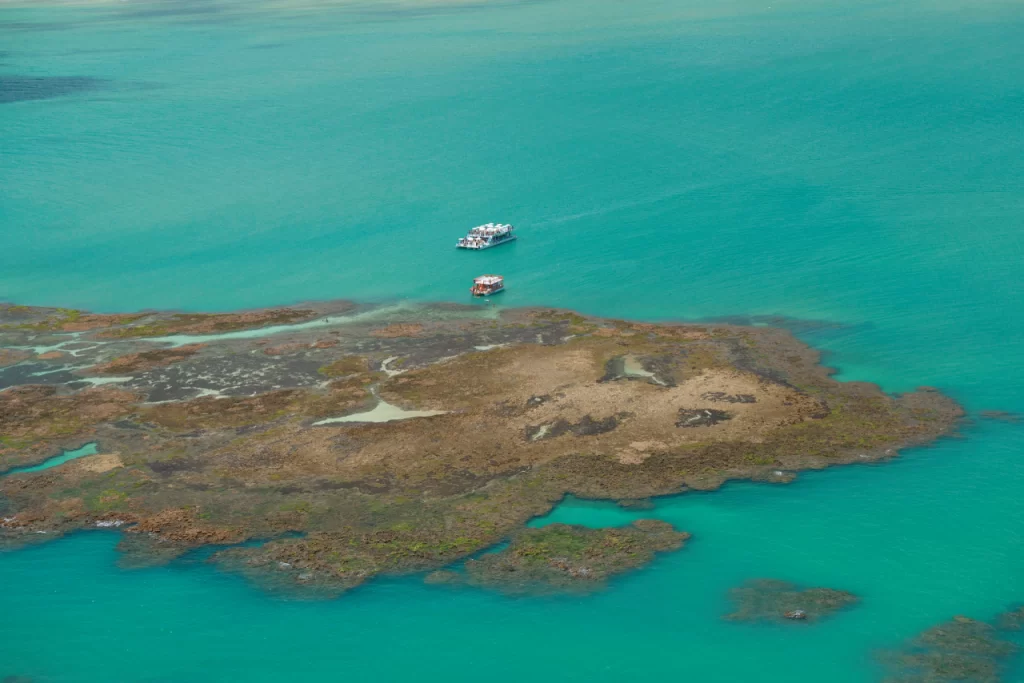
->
<box><xmin>880</xmin><ymin>615</ymin><xmax>1019</xmax><ymax>682</ymax></box>
<box><xmin>426</xmin><ymin>520</ymin><xmax>688</xmax><ymax>595</ymax></box>
<box><xmin>995</xmin><ymin>605</ymin><xmax>1024</xmax><ymax>632</ymax></box>
<box><xmin>724</xmin><ymin>578</ymin><xmax>858</xmax><ymax>623</ymax></box>
<box><xmin>0</xmin><ymin>301</ymin><xmax>963</xmax><ymax>596</ymax></box>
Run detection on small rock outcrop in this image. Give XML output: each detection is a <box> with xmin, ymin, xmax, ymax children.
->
<box><xmin>724</xmin><ymin>578</ymin><xmax>858</xmax><ymax>623</ymax></box>
<box><xmin>447</xmin><ymin>521</ymin><xmax>688</xmax><ymax>595</ymax></box>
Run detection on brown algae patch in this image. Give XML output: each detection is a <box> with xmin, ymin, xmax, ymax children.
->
<box><xmin>724</xmin><ymin>579</ymin><xmax>858</xmax><ymax>623</ymax></box>
<box><xmin>317</xmin><ymin>356</ymin><xmax>369</xmax><ymax>378</ymax></box>
<box><xmin>0</xmin><ymin>349</ymin><xmax>31</xmax><ymax>367</ymax></box>
<box><xmin>370</xmin><ymin>323</ymin><xmax>424</xmax><ymax>338</ymax></box>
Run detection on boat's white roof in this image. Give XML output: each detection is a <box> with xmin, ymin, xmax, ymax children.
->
<box><xmin>474</xmin><ymin>275</ymin><xmax>503</xmax><ymax>284</ymax></box>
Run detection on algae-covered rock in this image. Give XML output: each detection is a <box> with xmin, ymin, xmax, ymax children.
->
<box><xmin>87</xmin><ymin>344</ymin><xmax>205</xmax><ymax>374</ymax></box>
<box><xmin>0</xmin><ymin>301</ymin><xmax>963</xmax><ymax>596</ymax></box>
<box><xmin>460</xmin><ymin>520</ymin><xmax>688</xmax><ymax>595</ymax></box>
<box><xmin>724</xmin><ymin>578</ymin><xmax>858</xmax><ymax>623</ymax></box>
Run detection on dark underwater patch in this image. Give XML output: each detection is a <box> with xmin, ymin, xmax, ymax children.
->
<box><xmin>0</xmin><ymin>20</ymin><xmax>72</xmax><ymax>32</ymax></box>
<box><xmin>0</xmin><ymin>75</ymin><xmax>106</xmax><ymax>105</ymax></box>
<box><xmin>676</xmin><ymin>408</ymin><xmax>732</xmax><ymax>428</ymax></box>
<box><xmin>118</xmin><ymin>0</ymin><xmax>222</xmax><ymax>20</ymax></box>
<box><xmin>0</xmin><ymin>362</ymin><xmax>80</xmax><ymax>389</ymax></box>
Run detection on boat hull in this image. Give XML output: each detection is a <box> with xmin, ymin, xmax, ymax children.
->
<box><xmin>455</xmin><ymin>235</ymin><xmax>518</xmax><ymax>250</ymax></box>
<box><xmin>471</xmin><ymin>286</ymin><xmax>504</xmax><ymax>297</ymax></box>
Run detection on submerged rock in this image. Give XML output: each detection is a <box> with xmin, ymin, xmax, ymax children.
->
<box><xmin>880</xmin><ymin>615</ymin><xmax>1018</xmax><ymax>682</ymax></box>
<box><xmin>458</xmin><ymin>520</ymin><xmax>689</xmax><ymax>595</ymax></box>
<box><xmin>724</xmin><ymin>579</ymin><xmax>858</xmax><ymax>623</ymax></box>
<box><xmin>978</xmin><ymin>410</ymin><xmax>1022</xmax><ymax>424</ymax></box>
<box><xmin>996</xmin><ymin>605</ymin><xmax>1024</xmax><ymax>631</ymax></box>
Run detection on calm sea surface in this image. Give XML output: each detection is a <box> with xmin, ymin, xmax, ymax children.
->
<box><xmin>1</xmin><ymin>0</ymin><xmax>1023</xmax><ymax>680</ymax></box>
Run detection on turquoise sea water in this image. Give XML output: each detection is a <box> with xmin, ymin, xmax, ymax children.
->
<box><xmin>2</xmin><ymin>0</ymin><xmax>1024</xmax><ymax>680</ymax></box>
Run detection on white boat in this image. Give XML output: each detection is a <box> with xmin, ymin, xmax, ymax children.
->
<box><xmin>471</xmin><ymin>275</ymin><xmax>505</xmax><ymax>296</ymax></box>
<box><xmin>456</xmin><ymin>223</ymin><xmax>516</xmax><ymax>250</ymax></box>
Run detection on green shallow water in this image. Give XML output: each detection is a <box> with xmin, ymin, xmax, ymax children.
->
<box><xmin>2</xmin><ymin>0</ymin><xmax>1023</xmax><ymax>680</ymax></box>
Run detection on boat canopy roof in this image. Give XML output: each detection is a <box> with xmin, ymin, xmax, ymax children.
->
<box><xmin>473</xmin><ymin>275</ymin><xmax>503</xmax><ymax>285</ymax></box>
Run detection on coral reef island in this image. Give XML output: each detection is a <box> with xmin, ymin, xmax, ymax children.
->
<box><xmin>0</xmin><ymin>301</ymin><xmax>961</xmax><ymax>596</ymax></box>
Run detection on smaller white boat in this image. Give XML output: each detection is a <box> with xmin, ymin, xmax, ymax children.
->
<box><xmin>456</xmin><ymin>223</ymin><xmax>516</xmax><ymax>250</ymax></box>
<box><xmin>471</xmin><ymin>275</ymin><xmax>505</xmax><ymax>297</ymax></box>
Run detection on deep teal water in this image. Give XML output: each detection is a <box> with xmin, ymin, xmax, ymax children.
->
<box><xmin>2</xmin><ymin>0</ymin><xmax>1023</xmax><ymax>680</ymax></box>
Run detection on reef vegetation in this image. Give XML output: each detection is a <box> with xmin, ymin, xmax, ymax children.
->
<box><xmin>724</xmin><ymin>578</ymin><xmax>859</xmax><ymax>623</ymax></box>
<box><xmin>0</xmin><ymin>301</ymin><xmax>962</xmax><ymax>595</ymax></box>
<box><xmin>881</xmin><ymin>614</ymin><xmax>1020</xmax><ymax>682</ymax></box>
<box><xmin>426</xmin><ymin>520</ymin><xmax>688</xmax><ymax>595</ymax></box>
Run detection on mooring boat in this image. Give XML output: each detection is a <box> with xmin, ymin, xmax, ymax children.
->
<box><xmin>456</xmin><ymin>223</ymin><xmax>516</xmax><ymax>250</ymax></box>
<box><xmin>471</xmin><ymin>275</ymin><xmax>505</xmax><ymax>297</ymax></box>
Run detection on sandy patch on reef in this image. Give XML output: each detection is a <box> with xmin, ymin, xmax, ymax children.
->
<box><xmin>285</xmin><ymin>348</ymin><xmax>829</xmax><ymax>484</ymax></box>
<box><xmin>73</xmin><ymin>453</ymin><xmax>124</xmax><ymax>474</ymax></box>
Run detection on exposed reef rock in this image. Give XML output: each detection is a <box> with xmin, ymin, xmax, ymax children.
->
<box><xmin>95</xmin><ymin>309</ymin><xmax>320</xmax><ymax>338</ymax></box>
<box><xmin>0</xmin><ymin>301</ymin><xmax>962</xmax><ymax>596</ymax></box>
<box><xmin>881</xmin><ymin>615</ymin><xmax>1018</xmax><ymax>682</ymax></box>
<box><xmin>88</xmin><ymin>344</ymin><xmax>206</xmax><ymax>374</ymax></box>
<box><xmin>0</xmin><ymin>385</ymin><xmax>137</xmax><ymax>470</ymax></box>
<box><xmin>370</xmin><ymin>323</ymin><xmax>424</xmax><ymax>338</ymax></box>
<box><xmin>0</xmin><ymin>305</ymin><xmax>143</xmax><ymax>333</ymax></box>
<box><xmin>0</xmin><ymin>349</ymin><xmax>31</xmax><ymax>367</ymax></box>
<box><xmin>724</xmin><ymin>579</ymin><xmax>858</xmax><ymax>623</ymax></box>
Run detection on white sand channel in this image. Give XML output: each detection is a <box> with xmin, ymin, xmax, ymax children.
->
<box><xmin>313</xmin><ymin>387</ymin><xmax>446</xmax><ymax>425</ymax></box>
<box><xmin>622</xmin><ymin>355</ymin><xmax>667</xmax><ymax>385</ymax></box>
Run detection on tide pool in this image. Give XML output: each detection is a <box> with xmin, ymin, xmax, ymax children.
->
<box><xmin>1</xmin><ymin>0</ymin><xmax>1023</xmax><ymax>680</ymax></box>
<box><xmin>2</xmin><ymin>443</ymin><xmax>98</xmax><ymax>476</ymax></box>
